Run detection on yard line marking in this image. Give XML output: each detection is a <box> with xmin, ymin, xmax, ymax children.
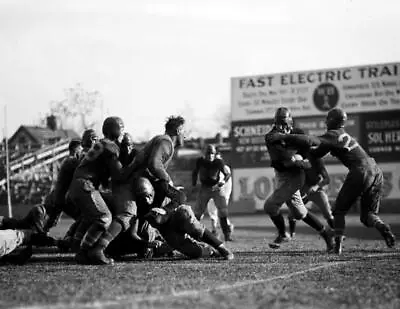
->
<box><xmin>16</xmin><ymin>251</ymin><xmax>400</xmax><ymax>309</ymax></box>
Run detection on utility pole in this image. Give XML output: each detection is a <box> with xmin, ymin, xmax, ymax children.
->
<box><xmin>4</xmin><ymin>104</ymin><xmax>12</xmax><ymax>217</ymax></box>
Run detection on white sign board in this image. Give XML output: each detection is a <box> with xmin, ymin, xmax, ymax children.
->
<box><xmin>231</xmin><ymin>62</ymin><xmax>400</xmax><ymax>121</ymax></box>
<box><xmin>232</xmin><ymin>163</ymin><xmax>400</xmax><ymax>211</ymax></box>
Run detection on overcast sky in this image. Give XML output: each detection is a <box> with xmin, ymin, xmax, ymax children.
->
<box><xmin>1</xmin><ymin>0</ymin><xmax>399</xmax><ymax>140</ymax></box>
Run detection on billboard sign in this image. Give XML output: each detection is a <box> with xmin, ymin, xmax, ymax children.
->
<box><xmin>231</xmin><ymin>62</ymin><xmax>400</xmax><ymax>121</ymax></box>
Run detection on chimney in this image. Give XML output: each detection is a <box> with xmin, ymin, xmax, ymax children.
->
<box><xmin>46</xmin><ymin>115</ymin><xmax>58</xmax><ymax>131</ymax></box>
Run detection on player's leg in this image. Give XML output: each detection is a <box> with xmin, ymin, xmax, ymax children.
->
<box><xmin>264</xmin><ymin>171</ymin><xmax>303</xmax><ymax>248</ymax></box>
<box><xmin>93</xmin><ymin>183</ymin><xmax>137</xmax><ymax>262</ymax></box>
<box><xmin>212</xmin><ymin>190</ymin><xmax>233</xmax><ymax>241</ymax></box>
<box><xmin>69</xmin><ymin>179</ymin><xmax>112</xmax><ymax>264</ymax></box>
<box><xmin>288</xmin><ymin>190</ymin><xmax>334</xmax><ymax>252</ymax></box>
<box><xmin>332</xmin><ymin>171</ymin><xmax>364</xmax><ymax>254</ymax></box>
<box><xmin>193</xmin><ymin>186</ymin><xmax>212</xmax><ymax>221</ymax></box>
<box><xmin>105</xmin><ymin>220</ymin><xmax>159</xmax><ymax>259</ymax></box>
<box><xmin>172</xmin><ymin>205</ymin><xmax>233</xmax><ymax>260</ymax></box>
<box><xmin>221</xmin><ymin>181</ymin><xmax>234</xmax><ymax>236</ymax></box>
<box><xmin>360</xmin><ymin>166</ymin><xmax>395</xmax><ymax>248</ymax></box>
<box><xmin>57</xmin><ymin>220</ymin><xmax>80</xmax><ymax>253</ymax></box>
<box><xmin>0</xmin><ymin>229</ymin><xmax>56</xmax><ymax>264</ymax></box>
<box><xmin>308</xmin><ymin>189</ymin><xmax>334</xmax><ymax>229</ymax></box>
<box><xmin>287</xmin><ymin>210</ymin><xmax>297</xmax><ymax>238</ymax></box>
<box><xmin>207</xmin><ymin>202</ymin><xmax>219</xmax><ymax>236</ymax></box>
<box><xmin>0</xmin><ymin>229</ymin><xmax>32</xmax><ymax>258</ymax></box>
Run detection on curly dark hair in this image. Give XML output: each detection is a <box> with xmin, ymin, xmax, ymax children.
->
<box><xmin>165</xmin><ymin>115</ymin><xmax>185</xmax><ymax>133</ymax></box>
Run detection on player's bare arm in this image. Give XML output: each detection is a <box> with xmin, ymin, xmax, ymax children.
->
<box><xmin>148</xmin><ymin>140</ymin><xmax>173</xmax><ymax>183</ymax></box>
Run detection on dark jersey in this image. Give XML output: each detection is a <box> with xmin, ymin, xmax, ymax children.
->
<box><xmin>311</xmin><ymin>128</ymin><xmax>371</xmax><ymax>170</ymax></box>
<box><xmin>53</xmin><ymin>155</ymin><xmax>81</xmax><ymax>205</ymax></box>
<box><xmin>265</xmin><ymin>126</ymin><xmax>320</xmax><ymax>172</ymax></box>
<box><xmin>304</xmin><ymin>155</ymin><xmax>329</xmax><ymax>186</ymax></box>
<box><xmin>130</xmin><ymin>134</ymin><xmax>174</xmax><ymax>182</ymax></box>
<box><xmin>73</xmin><ymin>139</ymin><xmax>120</xmax><ymax>187</ymax></box>
<box><xmin>265</xmin><ymin>126</ymin><xmax>297</xmax><ymax>172</ymax></box>
<box><xmin>193</xmin><ymin>157</ymin><xmax>226</xmax><ymax>187</ymax></box>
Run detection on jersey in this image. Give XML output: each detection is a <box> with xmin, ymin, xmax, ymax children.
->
<box><xmin>265</xmin><ymin>126</ymin><xmax>301</xmax><ymax>172</ymax></box>
<box><xmin>312</xmin><ymin>128</ymin><xmax>371</xmax><ymax>170</ymax></box>
<box><xmin>73</xmin><ymin>139</ymin><xmax>120</xmax><ymax>188</ymax></box>
<box><xmin>304</xmin><ymin>156</ymin><xmax>329</xmax><ymax>186</ymax></box>
<box><xmin>130</xmin><ymin>134</ymin><xmax>174</xmax><ymax>182</ymax></box>
<box><xmin>194</xmin><ymin>157</ymin><xmax>226</xmax><ymax>187</ymax></box>
<box><xmin>54</xmin><ymin>156</ymin><xmax>81</xmax><ymax>198</ymax></box>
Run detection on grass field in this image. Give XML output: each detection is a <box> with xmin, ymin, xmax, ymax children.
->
<box><xmin>0</xmin><ymin>213</ymin><xmax>399</xmax><ymax>309</ymax></box>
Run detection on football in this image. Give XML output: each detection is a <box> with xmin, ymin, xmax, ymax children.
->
<box><xmin>291</xmin><ymin>154</ymin><xmax>303</xmax><ymax>161</ymax></box>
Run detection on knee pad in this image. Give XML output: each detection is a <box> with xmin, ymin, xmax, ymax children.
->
<box><xmin>97</xmin><ymin>214</ymin><xmax>112</xmax><ymax>229</ymax></box>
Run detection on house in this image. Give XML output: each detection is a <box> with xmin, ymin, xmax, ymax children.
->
<box><xmin>8</xmin><ymin>125</ymin><xmax>79</xmax><ymax>155</ymax></box>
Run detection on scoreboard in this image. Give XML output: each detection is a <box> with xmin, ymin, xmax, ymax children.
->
<box><xmin>230</xmin><ymin>62</ymin><xmax>400</xmax><ymax>212</ymax></box>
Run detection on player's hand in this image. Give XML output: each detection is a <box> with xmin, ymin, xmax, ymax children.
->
<box><xmin>217</xmin><ymin>180</ymin><xmax>225</xmax><ymax>187</ymax></box>
<box><xmin>147</xmin><ymin>240</ymin><xmax>163</xmax><ymax>249</ymax></box>
<box><xmin>307</xmin><ymin>185</ymin><xmax>320</xmax><ymax>194</ymax></box>
<box><xmin>302</xmin><ymin>159</ymin><xmax>312</xmax><ymax>169</ymax></box>
<box><xmin>266</xmin><ymin>133</ymin><xmax>286</xmax><ymax>143</ymax></box>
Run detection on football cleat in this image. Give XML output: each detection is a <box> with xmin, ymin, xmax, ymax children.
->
<box><xmin>224</xmin><ymin>223</ymin><xmax>234</xmax><ymax>242</ymax></box>
<box><xmin>320</xmin><ymin>228</ymin><xmax>335</xmax><ymax>253</ymax></box>
<box><xmin>269</xmin><ymin>232</ymin><xmax>290</xmax><ymax>249</ymax></box>
<box><xmin>217</xmin><ymin>245</ymin><xmax>234</xmax><ymax>260</ymax></box>
<box><xmin>333</xmin><ymin>236</ymin><xmax>345</xmax><ymax>255</ymax></box>
<box><xmin>378</xmin><ymin>225</ymin><xmax>396</xmax><ymax>248</ymax></box>
<box><xmin>87</xmin><ymin>247</ymin><xmax>114</xmax><ymax>265</ymax></box>
<box><xmin>288</xmin><ymin>219</ymin><xmax>296</xmax><ymax>238</ymax></box>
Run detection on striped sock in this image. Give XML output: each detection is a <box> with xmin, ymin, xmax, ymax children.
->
<box><xmin>81</xmin><ymin>224</ymin><xmax>106</xmax><ymax>250</ymax></box>
<box><xmin>96</xmin><ymin>220</ymin><xmax>123</xmax><ymax>249</ymax></box>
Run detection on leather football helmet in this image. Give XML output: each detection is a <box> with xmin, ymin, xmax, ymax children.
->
<box><xmin>274</xmin><ymin>107</ymin><xmax>293</xmax><ymax>133</ymax></box>
<box><xmin>326</xmin><ymin>108</ymin><xmax>347</xmax><ymax>129</ymax></box>
<box><xmin>102</xmin><ymin>117</ymin><xmax>124</xmax><ymax>141</ymax></box>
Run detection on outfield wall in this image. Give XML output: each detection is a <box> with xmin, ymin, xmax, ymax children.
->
<box><xmin>230</xmin><ymin>62</ymin><xmax>400</xmax><ymax>213</ymax></box>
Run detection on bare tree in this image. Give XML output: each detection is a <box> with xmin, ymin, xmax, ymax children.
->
<box><xmin>213</xmin><ymin>103</ymin><xmax>231</xmax><ymax>136</ymax></box>
<box><xmin>50</xmin><ymin>83</ymin><xmax>103</xmax><ymax>133</ymax></box>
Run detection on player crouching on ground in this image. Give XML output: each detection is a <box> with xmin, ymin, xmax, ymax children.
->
<box><xmin>135</xmin><ymin>177</ymin><xmax>234</xmax><ymax>260</ymax></box>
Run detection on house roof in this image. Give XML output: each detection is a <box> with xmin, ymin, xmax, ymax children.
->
<box><xmin>9</xmin><ymin>125</ymin><xmax>80</xmax><ymax>145</ymax></box>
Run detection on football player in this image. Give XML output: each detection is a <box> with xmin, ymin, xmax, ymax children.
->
<box><xmin>309</xmin><ymin>108</ymin><xmax>395</xmax><ymax>253</ymax></box>
<box><xmin>86</xmin><ymin>116</ymin><xmax>186</xmax><ymax>264</ymax></box>
<box><xmin>69</xmin><ymin>117</ymin><xmax>136</xmax><ymax>265</ymax></box>
<box><xmin>192</xmin><ymin>145</ymin><xmax>233</xmax><ymax>241</ymax></box>
<box><xmin>264</xmin><ymin>107</ymin><xmax>334</xmax><ymax>251</ymax></box>
<box><xmin>204</xmin><ymin>152</ymin><xmax>234</xmax><ymax>238</ymax></box>
<box><xmin>286</xmin><ymin>138</ymin><xmax>334</xmax><ymax>237</ymax></box>
<box><xmin>0</xmin><ymin>229</ymin><xmax>56</xmax><ymax>264</ymax></box>
<box><xmin>0</xmin><ymin>138</ymin><xmax>84</xmax><ymax>234</ymax></box>
<box><xmin>136</xmin><ymin>177</ymin><xmax>234</xmax><ymax>260</ymax></box>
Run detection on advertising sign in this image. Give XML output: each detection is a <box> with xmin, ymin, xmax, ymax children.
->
<box><xmin>232</xmin><ymin>163</ymin><xmax>400</xmax><ymax>211</ymax></box>
<box><xmin>359</xmin><ymin>111</ymin><xmax>400</xmax><ymax>162</ymax></box>
<box><xmin>231</xmin><ymin>62</ymin><xmax>400</xmax><ymax>121</ymax></box>
<box><xmin>230</xmin><ymin>119</ymin><xmax>273</xmax><ymax>168</ymax></box>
